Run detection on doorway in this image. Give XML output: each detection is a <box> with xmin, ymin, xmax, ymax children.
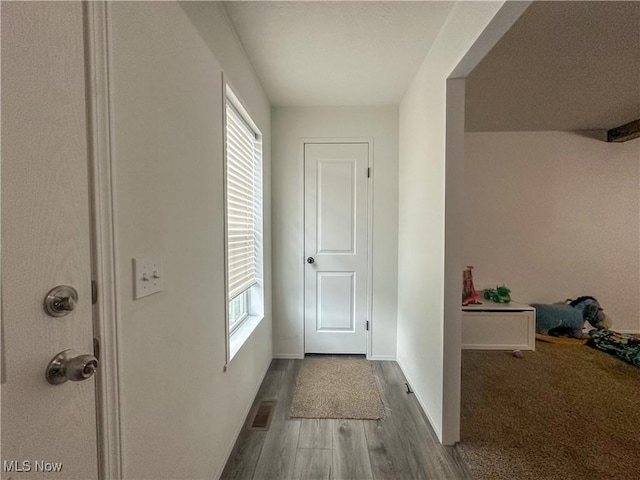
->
<box><xmin>303</xmin><ymin>142</ymin><xmax>371</xmax><ymax>354</ymax></box>
<box><xmin>1</xmin><ymin>3</ymin><xmax>100</xmax><ymax>478</ymax></box>
<box><xmin>2</xmin><ymin>3</ymin><xmax>121</xmax><ymax>477</ymax></box>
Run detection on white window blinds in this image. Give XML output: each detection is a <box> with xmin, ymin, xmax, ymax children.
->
<box><xmin>225</xmin><ymin>101</ymin><xmax>261</xmax><ymax>300</ymax></box>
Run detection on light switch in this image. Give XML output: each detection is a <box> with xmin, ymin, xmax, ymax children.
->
<box><xmin>133</xmin><ymin>257</ymin><xmax>163</xmax><ymax>300</ymax></box>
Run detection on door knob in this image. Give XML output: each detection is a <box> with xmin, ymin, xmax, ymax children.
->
<box><xmin>307</xmin><ymin>257</ymin><xmax>315</xmax><ymax>264</ymax></box>
<box><xmin>45</xmin><ymin>349</ymin><xmax>98</xmax><ymax>385</ymax></box>
<box><xmin>43</xmin><ymin>285</ymin><xmax>78</xmax><ymax>317</ymax></box>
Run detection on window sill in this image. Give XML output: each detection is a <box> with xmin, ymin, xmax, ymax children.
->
<box><xmin>229</xmin><ymin>314</ymin><xmax>264</xmax><ymax>361</ymax></box>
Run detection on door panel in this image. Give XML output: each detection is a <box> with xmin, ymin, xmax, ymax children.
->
<box><xmin>1</xmin><ymin>3</ymin><xmax>98</xmax><ymax>478</ymax></box>
<box><xmin>304</xmin><ymin>143</ymin><xmax>368</xmax><ymax>354</ymax></box>
<box><xmin>317</xmin><ymin>159</ymin><xmax>356</xmax><ymax>254</ymax></box>
<box><xmin>317</xmin><ymin>272</ymin><xmax>355</xmax><ymax>331</ymax></box>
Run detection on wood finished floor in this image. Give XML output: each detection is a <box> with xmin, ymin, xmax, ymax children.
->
<box><xmin>221</xmin><ymin>359</ymin><xmax>471</xmax><ymax>480</ymax></box>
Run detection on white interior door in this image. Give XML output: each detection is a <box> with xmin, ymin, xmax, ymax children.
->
<box><xmin>1</xmin><ymin>3</ymin><xmax>99</xmax><ymax>478</ymax></box>
<box><xmin>304</xmin><ymin>143</ymin><xmax>369</xmax><ymax>354</ymax></box>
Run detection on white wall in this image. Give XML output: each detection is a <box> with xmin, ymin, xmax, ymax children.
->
<box><xmin>464</xmin><ymin>132</ymin><xmax>640</xmax><ymax>333</ymax></box>
<box><xmin>107</xmin><ymin>3</ymin><xmax>271</xmax><ymax>478</ymax></box>
<box><xmin>397</xmin><ymin>1</ymin><xmax>510</xmax><ymax>445</ymax></box>
<box><xmin>271</xmin><ymin>107</ymin><xmax>399</xmax><ymax>359</ymax></box>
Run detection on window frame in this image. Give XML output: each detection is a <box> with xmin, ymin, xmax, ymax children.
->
<box><xmin>223</xmin><ymin>84</ymin><xmax>264</xmax><ymax>363</ymax></box>
<box><xmin>228</xmin><ymin>290</ymin><xmax>249</xmax><ymax>335</ymax></box>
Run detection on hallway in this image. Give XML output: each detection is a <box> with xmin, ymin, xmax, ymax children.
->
<box><xmin>221</xmin><ymin>359</ymin><xmax>470</xmax><ymax>480</ymax></box>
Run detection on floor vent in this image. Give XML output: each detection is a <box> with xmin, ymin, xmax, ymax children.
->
<box><xmin>249</xmin><ymin>400</ymin><xmax>276</xmax><ymax>430</ymax></box>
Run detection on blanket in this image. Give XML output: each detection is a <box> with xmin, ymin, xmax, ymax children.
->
<box><xmin>588</xmin><ymin>329</ymin><xmax>640</xmax><ymax>367</ymax></box>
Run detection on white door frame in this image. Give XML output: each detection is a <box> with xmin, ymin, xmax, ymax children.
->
<box><xmin>85</xmin><ymin>2</ymin><xmax>122</xmax><ymax>478</ymax></box>
<box><xmin>441</xmin><ymin>1</ymin><xmax>532</xmax><ymax>446</ymax></box>
<box><xmin>299</xmin><ymin>138</ymin><xmax>374</xmax><ymax>359</ymax></box>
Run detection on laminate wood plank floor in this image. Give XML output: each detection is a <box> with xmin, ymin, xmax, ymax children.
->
<box><xmin>221</xmin><ymin>359</ymin><xmax>471</xmax><ymax>480</ymax></box>
<box><xmin>333</xmin><ymin>419</ymin><xmax>374</xmax><ymax>480</ymax></box>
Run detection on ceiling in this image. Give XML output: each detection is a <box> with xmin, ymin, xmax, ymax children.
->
<box><xmin>223</xmin><ymin>1</ymin><xmax>639</xmax><ymax>131</ymax></box>
<box><xmin>465</xmin><ymin>1</ymin><xmax>640</xmax><ymax>132</ymax></box>
<box><xmin>223</xmin><ymin>1</ymin><xmax>455</xmax><ymax>107</ymax></box>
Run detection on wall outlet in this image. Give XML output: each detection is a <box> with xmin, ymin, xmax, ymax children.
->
<box><xmin>133</xmin><ymin>257</ymin><xmax>163</xmax><ymax>300</ymax></box>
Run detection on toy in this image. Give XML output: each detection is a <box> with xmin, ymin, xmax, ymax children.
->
<box><xmin>569</xmin><ymin>296</ymin><xmax>611</xmax><ymax>330</ymax></box>
<box><xmin>462</xmin><ymin>266</ymin><xmax>481</xmax><ymax>306</ymax></box>
<box><xmin>532</xmin><ymin>296</ymin><xmax>612</xmax><ymax>339</ymax></box>
<box><xmin>483</xmin><ymin>285</ymin><xmax>511</xmax><ymax>303</ymax></box>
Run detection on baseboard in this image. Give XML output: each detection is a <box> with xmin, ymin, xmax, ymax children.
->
<box><xmin>273</xmin><ymin>353</ymin><xmax>304</xmax><ymax>359</ymax></box>
<box><xmin>395</xmin><ymin>358</ymin><xmax>443</xmax><ymax>442</ymax></box>
<box><xmin>214</xmin><ymin>359</ymin><xmax>271</xmax><ymax>480</ymax></box>
<box><xmin>368</xmin><ymin>354</ymin><xmax>396</xmax><ymax>361</ymax></box>
<box><xmin>274</xmin><ymin>353</ymin><xmax>393</xmax><ymax>360</ymax></box>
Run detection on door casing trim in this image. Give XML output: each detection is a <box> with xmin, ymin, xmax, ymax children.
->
<box><xmin>85</xmin><ymin>3</ymin><xmax>122</xmax><ymax>479</ymax></box>
<box><xmin>299</xmin><ymin>138</ymin><xmax>374</xmax><ymax>359</ymax></box>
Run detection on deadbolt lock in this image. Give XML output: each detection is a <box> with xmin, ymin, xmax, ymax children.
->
<box><xmin>43</xmin><ymin>285</ymin><xmax>78</xmax><ymax>317</ymax></box>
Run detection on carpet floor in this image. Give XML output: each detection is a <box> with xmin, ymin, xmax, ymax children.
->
<box><xmin>458</xmin><ymin>341</ymin><xmax>640</xmax><ymax>480</ymax></box>
<box><xmin>290</xmin><ymin>356</ymin><xmax>385</xmax><ymax>420</ymax></box>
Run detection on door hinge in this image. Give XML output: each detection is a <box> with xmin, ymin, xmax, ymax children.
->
<box><xmin>367</xmin><ymin>167</ymin><xmax>371</xmax><ymax>178</ymax></box>
<box><xmin>366</xmin><ymin>320</ymin><xmax>370</xmax><ymax>331</ymax></box>
<box><xmin>93</xmin><ymin>337</ymin><xmax>101</xmax><ymax>361</ymax></box>
<box><xmin>91</xmin><ymin>280</ymin><xmax>98</xmax><ymax>305</ymax></box>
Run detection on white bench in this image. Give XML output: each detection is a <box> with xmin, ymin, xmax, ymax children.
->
<box><xmin>462</xmin><ymin>300</ymin><xmax>536</xmax><ymax>351</ymax></box>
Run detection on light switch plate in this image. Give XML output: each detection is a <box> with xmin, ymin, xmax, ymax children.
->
<box><xmin>133</xmin><ymin>257</ymin><xmax>163</xmax><ymax>300</ymax></box>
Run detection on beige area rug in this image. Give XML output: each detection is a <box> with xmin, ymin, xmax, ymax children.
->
<box><xmin>290</xmin><ymin>357</ymin><xmax>385</xmax><ymax>420</ymax></box>
<box><xmin>458</xmin><ymin>341</ymin><xmax>640</xmax><ymax>480</ymax></box>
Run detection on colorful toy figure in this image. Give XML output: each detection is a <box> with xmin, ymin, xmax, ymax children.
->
<box><xmin>483</xmin><ymin>285</ymin><xmax>511</xmax><ymax>303</ymax></box>
<box><xmin>462</xmin><ymin>266</ymin><xmax>480</xmax><ymax>306</ymax></box>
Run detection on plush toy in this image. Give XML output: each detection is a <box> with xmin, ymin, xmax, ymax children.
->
<box><xmin>532</xmin><ymin>296</ymin><xmax>612</xmax><ymax>339</ymax></box>
<box><xmin>569</xmin><ymin>296</ymin><xmax>612</xmax><ymax>330</ymax></box>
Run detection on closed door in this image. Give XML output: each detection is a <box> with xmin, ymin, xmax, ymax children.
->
<box><xmin>1</xmin><ymin>3</ymin><xmax>99</xmax><ymax>478</ymax></box>
<box><xmin>304</xmin><ymin>143</ymin><xmax>369</xmax><ymax>354</ymax></box>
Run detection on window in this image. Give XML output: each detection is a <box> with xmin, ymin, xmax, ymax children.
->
<box><xmin>224</xmin><ymin>87</ymin><xmax>263</xmax><ymax>359</ymax></box>
<box><xmin>228</xmin><ymin>291</ymin><xmax>248</xmax><ymax>333</ymax></box>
